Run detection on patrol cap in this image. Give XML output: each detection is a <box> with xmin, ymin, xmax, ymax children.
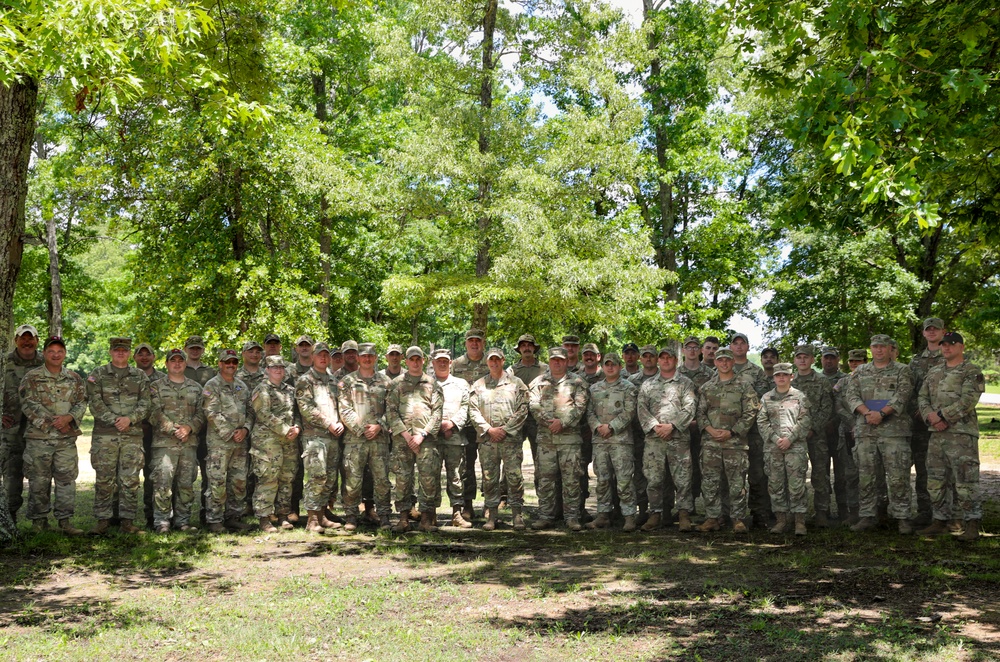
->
<box><xmin>772</xmin><ymin>362</ymin><xmax>794</xmax><ymax>375</ymax></box>
<box><xmin>731</xmin><ymin>332</ymin><xmax>749</xmax><ymax>344</ymax></box>
<box><xmin>887</xmin><ymin>337</ymin><xmax>899</xmax><ymax>349</ymax></box>
<box><xmin>923</xmin><ymin>317</ymin><xmax>945</xmax><ymax>330</ymax></box>
<box><xmin>821</xmin><ymin>346</ymin><xmax>840</xmax><ymax>357</ymax></box>
<box><xmin>242</xmin><ymin>340</ymin><xmax>263</xmax><ymax>352</ymax></box>
<box><xmin>43</xmin><ymin>335</ymin><xmax>66</xmax><ymax>349</ymax></box>
<box><xmin>581</xmin><ymin>342</ymin><xmax>600</xmax><ymax>355</ymax></box>
<box><xmin>465</xmin><ymin>328</ymin><xmax>485</xmax><ymax>341</ymax></box>
<box><xmin>431</xmin><ymin>348</ymin><xmax>452</xmax><ymax>360</ymax></box>
<box><xmin>14</xmin><ymin>324</ymin><xmax>38</xmax><ymax>338</ymax></box>
<box><xmin>313</xmin><ymin>342</ymin><xmax>331</xmax><ymax>355</ymax></box>
<box><xmin>715</xmin><ymin>347</ymin><xmax>735</xmax><ymax>360</ymax></box>
<box><xmin>793</xmin><ymin>344</ymin><xmax>815</xmax><ymax>357</ymax></box>
<box><xmin>263</xmin><ymin>333</ymin><xmax>281</xmax><ymax>344</ymax></box>
<box><xmin>548</xmin><ymin>347</ymin><xmax>567</xmax><ymax>360</ymax></box>
<box><xmin>603</xmin><ymin>352</ymin><xmax>622</xmax><ymax>366</ymax></box>
<box><xmin>218</xmin><ymin>348</ymin><xmax>239</xmax><ymax>362</ymax></box>
<box><xmin>264</xmin><ymin>355</ymin><xmax>286</xmax><ymax>368</ymax></box>
<box><xmin>405</xmin><ymin>346</ymin><xmax>425</xmax><ymax>359</ymax></box>
<box><xmin>869</xmin><ymin>334</ymin><xmax>892</xmax><ymax>347</ymax></box>
<box><xmin>110</xmin><ymin>337</ymin><xmax>132</xmax><ymax>351</ymax></box>
<box><xmin>165</xmin><ymin>348</ymin><xmax>186</xmax><ymax>361</ymax></box>
<box><xmin>941</xmin><ymin>331</ymin><xmax>964</xmax><ymax>345</ymax></box>
<box><xmin>341</xmin><ymin>340</ymin><xmax>359</xmax><ymax>353</ymax></box>
<box><xmin>682</xmin><ymin>336</ymin><xmax>701</xmax><ymax>348</ymax></box>
<box><xmin>386</xmin><ymin>344</ymin><xmax>403</xmax><ymax>356</ymax></box>
<box><xmin>561</xmin><ymin>335</ymin><xmax>580</xmax><ymax>345</ymax></box>
<box><xmin>658</xmin><ymin>345</ymin><xmax>678</xmax><ymax>357</ymax></box>
<box><xmin>639</xmin><ymin>344</ymin><xmax>657</xmax><ymax>356</ymax></box>
<box><xmin>848</xmin><ymin>349</ymin><xmax>867</xmax><ymax>361</ymax></box>
<box><xmin>133</xmin><ymin>342</ymin><xmax>154</xmax><ymax>356</ymax></box>
<box><xmin>357</xmin><ymin>343</ymin><xmax>377</xmax><ymax>356</ymax></box>
<box><xmin>760</xmin><ymin>347</ymin><xmax>779</xmax><ymax>358</ymax></box>
<box><xmin>622</xmin><ymin>342</ymin><xmax>639</xmax><ymax>353</ymax></box>
<box><xmin>295</xmin><ymin>335</ymin><xmax>314</xmax><ymax>346</ymax></box>
<box><xmin>486</xmin><ymin>347</ymin><xmax>505</xmax><ymax>360</ymax></box>
<box><xmin>185</xmin><ymin>335</ymin><xmax>206</xmax><ymax>349</ymax></box>
<box><xmin>516</xmin><ymin>334</ymin><xmax>539</xmax><ymax>350</ymax></box>
<box><xmin>330</xmin><ymin>345</ymin><xmax>343</xmax><ymax>356</ymax></box>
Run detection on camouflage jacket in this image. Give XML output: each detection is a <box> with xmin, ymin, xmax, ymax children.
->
<box><xmin>295</xmin><ymin>367</ymin><xmax>340</xmax><ymax>437</ymax></box>
<box><xmin>579</xmin><ymin>367</ymin><xmax>604</xmax><ymax>386</ymax></box>
<box><xmin>337</xmin><ymin>371</ymin><xmax>392</xmax><ymax>444</ymax></box>
<box><xmin>636</xmin><ymin>372</ymin><xmax>697</xmax><ymax>443</ymax></box>
<box><xmin>380</xmin><ymin>367</ymin><xmax>404</xmax><ymax>381</ymax></box>
<box><xmin>628</xmin><ymin>370</ymin><xmax>660</xmax><ymax>388</ymax></box>
<box><xmin>149</xmin><ymin>377</ymin><xmax>205</xmax><ymax>447</ymax></box>
<box><xmin>470</xmin><ymin>372</ymin><xmax>529</xmax><ymax>442</ymax></box>
<box><xmin>697</xmin><ymin>375</ymin><xmax>760</xmax><ymax>445</ymax></box>
<box><xmin>833</xmin><ymin>375</ymin><xmax>855</xmax><ymax>430</ymax></box>
<box><xmin>236</xmin><ymin>366</ymin><xmax>266</xmax><ymax>393</ymax></box>
<box><xmin>19</xmin><ymin>366</ymin><xmax>87</xmax><ymax>440</ymax></box>
<box><xmin>678</xmin><ymin>363</ymin><xmax>715</xmax><ymax>392</ymax></box>
<box><xmin>908</xmin><ymin>348</ymin><xmax>945</xmax><ymax>418</ymax></box>
<box><xmin>918</xmin><ymin>361</ymin><xmax>985</xmax><ymax>437</ymax></box>
<box><xmin>757</xmin><ymin>387</ymin><xmax>812</xmax><ymax>449</ymax></box>
<box><xmin>3</xmin><ymin>349</ymin><xmax>43</xmax><ymax>427</ymax></box>
<box><xmin>733</xmin><ymin>360</ymin><xmax>772</xmax><ymax>397</ymax></box>
<box><xmin>387</xmin><ymin>372</ymin><xmax>443</xmax><ymax>440</ymax></box>
<box><xmin>451</xmin><ymin>354</ymin><xmax>490</xmax><ymax>388</ymax></box>
<box><xmin>822</xmin><ymin>369</ymin><xmax>848</xmax><ymax>386</ymax></box>
<box><xmin>529</xmin><ymin>372</ymin><xmax>590</xmax><ymax>446</ymax></box>
<box><xmin>790</xmin><ymin>369</ymin><xmax>833</xmax><ymax>436</ymax></box>
<box><xmin>588</xmin><ymin>377</ymin><xmax>638</xmax><ymax>445</ymax></box>
<box><xmin>251</xmin><ymin>379</ymin><xmax>300</xmax><ymax>443</ymax></box>
<box><xmin>185</xmin><ymin>364</ymin><xmax>217</xmax><ymax>387</ymax></box>
<box><xmin>844</xmin><ymin>360</ymin><xmax>914</xmax><ymax>439</ymax></box>
<box><xmin>86</xmin><ymin>364</ymin><xmax>151</xmax><ymax>437</ymax></box>
<box><xmin>202</xmin><ymin>375</ymin><xmax>255</xmax><ymax>445</ymax></box>
<box><xmin>436</xmin><ymin>374</ymin><xmax>470</xmax><ymax>446</ymax></box>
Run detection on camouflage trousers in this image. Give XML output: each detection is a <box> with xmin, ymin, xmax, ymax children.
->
<box><xmin>204</xmin><ymin>442</ymin><xmax>249</xmax><ymax>524</ymax></box>
<box><xmin>149</xmin><ymin>443</ymin><xmax>198</xmax><ymax>527</ymax></box>
<box><xmin>439</xmin><ymin>443</ymin><xmax>466</xmax><ymax>508</ymax></box>
<box><xmin>701</xmin><ymin>441</ymin><xmax>749</xmax><ymax>521</ymax></box>
<box><xmin>805</xmin><ymin>433</ymin><xmax>831</xmax><ymax>516</ymax></box>
<box><xmin>391</xmin><ymin>437</ymin><xmax>441</xmax><ymax>513</ymax></box>
<box><xmin>927</xmin><ymin>432</ymin><xmax>981</xmax><ymax>521</ymax></box>
<box><xmin>856</xmin><ymin>435</ymin><xmax>912</xmax><ymax>519</ymax></box>
<box><xmin>1</xmin><ymin>427</ymin><xmax>27</xmax><ymax>517</ymax></box>
<box><xmin>301</xmin><ymin>434</ymin><xmax>341</xmax><ymax>512</ymax></box>
<box><xmin>830</xmin><ymin>429</ymin><xmax>859</xmax><ymax>514</ymax></box>
<box><xmin>594</xmin><ymin>442</ymin><xmax>636</xmax><ymax>516</ymax></box>
<box><xmin>644</xmin><ymin>437</ymin><xmax>691</xmax><ymax>514</ymax></box>
<box><xmin>747</xmin><ymin>428</ymin><xmax>771</xmax><ymax>519</ymax></box>
<box><xmin>342</xmin><ymin>442</ymin><xmax>391</xmax><ymax>514</ymax></box>
<box><xmin>250</xmin><ymin>437</ymin><xmax>298</xmax><ymax>518</ymax></box>
<box><xmin>480</xmin><ymin>437</ymin><xmax>524</xmax><ymax>509</ymax></box>
<box><xmin>910</xmin><ymin>425</ymin><xmax>932</xmax><ymax>520</ymax></box>
<box><xmin>91</xmin><ymin>434</ymin><xmax>145</xmax><ymax>520</ymax></box>
<box><xmin>765</xmin><ymin>445</ymin><xmax>808</xmax><ymax>514</ymax></box>
<box><xmin>23</xmin><ymin>436</ymin><xmax>78</xmax><ymax>521</ymax></box>
<box><xmin>462</xmin><ymin>427</ymin><xmax>479</xmax><ymax>503</ymax></box>
<box><xmin>535</xmin><ymin>444</ymin><xmax>582</xmax><ymax>522</ymax></box>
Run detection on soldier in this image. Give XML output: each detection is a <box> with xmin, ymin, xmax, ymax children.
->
<box><xmin>184</xmin><ymin>335</ymin><xmax>216</xmax><ymax>525</ymax></box>
<box><xmin>334</xmin><ymin>340</ymin><xmax>372</xmax><ymax>522</ymax></box>
<box><xmin>820</xmin><ymin>346</ymin><xmax>852</xmax><ymax>522</ymax></box>
<box><xmin>908</xmin><ymin>317</ymin><xmax>947</xmax><ymax>527</ymax></box>
<box><xmin>333</xmin><ymin>340</ymin><xmax>359</xmax><ymax>380</ymax></box>
<box><xmin>917</xmin><ymin>332</ymin><xmax>985</xmax><ymax>541</ymax></box>
<box><xmin>432</xmin><ymin>349</ymin><xmax>472</xmax><ymax>528</ymax></box>
<box><xmin>249</xmin><ymin>356</ymin><xmax>301</xmax><ymax>533</ymax></box>
<box><xmin>679</xmin><ymin>336</ymin><xmax>715</xmax><ymax>509</ymax></box>
<box><xmin>696</xmin><ymin>347</ymin><xmax>760</xmax><ymax>533</ymax></box>
<box><xmin>237</xmin><ymin>340</ymin><xmax>266</xmax><ymax>392</ymax></box>
<box><xmin>202</xmin><ymin>348</ymin><xmax>255</xmax><ymax>533</ymax></box>
<box><xmin>563</xmin><ymin>335</ymin><xmax>582</xmax><ymax>373</ymax></box>
<box><xmin>263</xmin><ymin>333</ymin><xmax>284</xmax><ymax>362</ymax></box>
<box><xmin>579</xmin><ymin>343</ymin><xmax>603</xmax><ymax>384</ymax></box>
<box><xmin>636</xmin><ymin>346</ymin><xmax>697</xmax><ymax>532</ymax></box>
<box><xmin>509</xmin><ymin>334</ymin><xmax>542</xmax><ymax>499</ymax></box>
<box><xmin>87</xmin><ymin>337</ymin><xmax>152</xmax><ymax>535</ymax></box>
<box><xmin>451</xmin><ymin>329</ymin><xmax>490</xmax><ymax>522</ymax></box>
<box><xmin>628</xmin><ymin>344</ymin><xmax>661</xmax><ymax>525</ymax></box>
<box><xmin>731</xmin><ymin>333</ymin><xmax>772</xmax><ymax>528</ymax></box>
<box><xmin>622</xmin><ymin>343</ymin><xmax>642</xmax><ymax>378</ymax></box>
<box><xmin>133</xmin><ymin>343</ymin><xmax>165</xmax><ymax>530</ymax></box>
<box><xmin>701</xmin><ymin>337</ymin><xmax>720</xmax><ymax>370</ymax></box>
<box><xmin>529</xmin><ymin>347</ymin><xmax>589</xmax><ymax>530</ymax></box>
<box><xmin>470</xmin><ymin>347</ymin><xmax>529</xmax><ymax>531</ymax></box>
<box><xmin>338</xmin><ymin>343</ymin><xmax>393</xmax><ymax>531</ymax></box>
<box><xmin>760</xmin><ymin>347</ymin><xmax>779</xmax><ymax>388</ymax></box>
<box><xmin>387</xmin><ymin>346</ymin><xmax>443</xmax><ymax>533</ymax></box>
<box><xmin>588</xmin><ymin>353</ymin><xmax>638</xmax><ymax>531</ymax></box>
<box><xmin>19</xmin><ymin>336</ymin><xmax>86</xmax><ymax>535</ymax></box>
<box><xmin>577</xmin><ymin>342</ymin><xmax>603</xmax><ymax>521</ymax></box>
<box><xmin>791</xmin><ymin>345</ymin><xmax>834</xmax><ymax>527</ymax></box>
<box><xmin>845</xmin><ymin>335</ymin><xmax>916</xmax><ymax>534</ymax></box>
<box><xmin>329</xmin><ymin>346</ymin><xmax>345</xmax><ymax>376</ymax></box>
<box><xmin>286</xmin><ymin>336</ymin><xmax>314</xmax><ymax>521</ymax></box>
<box><xmin>382</xmin><ymin>344</ymin><xmax>404</xmax><ymax>380</ymax></box>
<box><xmin>757</xmin><ymin>363</ymin><xmax>811</xmax><ymax>536</ymax></box>
<box><xmin>831</xmin><ymin>349</ymin><xmax>866</xmax><ymax>524</ymax></box>
<box><xmin>148</xmin><ymin>348</ymin><xmax>205</xmax><ymax>533</ymax></box>
<box><xmin>2</xmin><ymin>324</ymin><xmax>43</xmax><ymax>522</ymax></box>
<box><xmin>820</xmin><ymin>347</ymin><xmax>847</xmax><ymax>383</ymax></box>
<box><xmin>296</xmin><ymin>342</ymin><xmax>344</xmax><ymax>534</ymax></box>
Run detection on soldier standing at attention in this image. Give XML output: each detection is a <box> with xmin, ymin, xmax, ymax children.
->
<box><xmin>296</xmin><ymin>343</ymin><xmax>344</xmax><ymax>534</ymax></box>
<box><xmin>509</xmin><ymin>335</ymin><xmax>542</xmax><ymax>499</ymax></box>
<box><xmin>87</xmin><ymin>337</ymin><xmax>152</xmax><ymax>535</ymax></box>
<box><xmin>832</xmin><ymin>349</ymin><xmax>865</xmax><ymax>524</ymax></box>
<box><xmin>820</xmin><ymin>347</ymin><xmax>852</xmax><ymax>522</ymax></box>
<box><xmin>133</xmin><ymin>343</ymin><xmax>164</xmax><ymax>530</ymax></box>
<box><xmin>845</xmin><ymin>335</ymin><xmax>916</xmax><ymax>534</ymax></box>
<box><xmin>577</xmin><ymin>342</ymin><xmax>603</xmax><ymax>522</ymax></box>
<box><xmin>701</xmin><ymin>337</ymin><xmax>720</xmax><ymax>371</ymax></box>
<box><xmin>621</xmin><ymin>343</ymin><xmax>642</xmax><ymax>379</ymax></box>
<box><xmin>529</xmin><ymin>347</ymin><xmax>589</xmax><ymax>531</ymax></box>
<box><xmin>563</xmin><ymin>335</ymin><xmax>582</xmax><ymax>374</ymax></box>
<box><xmin>791</xmin><ymin>345</ymin><xmax>834</xmax><ymax>527</ymax></box>
<box><xmin>291</xmin><ymin>336</ymin><xmax>315</xmax><ymax>380</ymax></box>
<box><xmin>382</xmin><ymin>345</ymin><xmax>404</xmax><ymax>380</ymax></box>
<box><xmin>760</xmin><ymin>347</ymin><xmax>779</xmax><ymax>389</ymax></box>
<box><xmin>908</xmin><ymin>317</ymin><xmax>947</xmax><ymax>527</ymax></box>
<box><xmin>731</xmin><ymin>333</ymin><xmax>772</xmax><ymax>529</ymax></box>
<box><xmin>470</xmin><ymin>347</ymin><xmax>529</xmax><ymax>531</ymax></box>
<box><xmin>757</xmin><ymin>363</ymin><xmax>811</xmax><ymax>535</ymax></box>
<box><xmin>329</xmin><ymin>346</ymin><xmax>345</xmax><ymax>376</ymax></box>
<box><xmin>2</xmin><ymin>324</ymin><xmax>43</xmax><ymax>522</ymax></box>
<box><xmin>451</xmin><ymin>329</ymin><xmax>489</xmax><ymax>522</ymax></box>
<box><xmin>333</xmin><ymin>340</ymin><xmax>359</xmax><ymax>380</ymax></box>
<box><xmin>19</xmin><ymin>336</ymin><xmax>86</xmax><ymax>535</ymax></box>
<box><xmin>696</xmin><ymin>347</ymin><xmax>760</xmax><ymax>533</ymax></box>
<box><xmin>250</xmin><ymin>356</ymin><xmax>301</xmax><ymax>532</ymax></box>
<box><xmin>237</xmin><ymin>341</ymin><xmax>265</xmax><ymax>392</ymax></box>
<box><xmin>432</xmin><ymin>349</ymin><xmax>472</xmax><ymax>528</ymax></box>
<box><xmin>202</xmin><ymin>348</ymin><xmax>255</xmax><ymax>533</ymax></box>
<box><xmin>148</xmin><ymin>348</ymin><xmax>204</xmax><ymax>533</ymax></box>
<box><xmin>917</xmin><ymin>332</ymin><xmax>985</xmax><ymax>541</ymax></box>
<box><xmin>679</xmin><ymin>335</ymin><xmax>715</xmax><ymax>510</ymax></box>
<box><xmin>629</xmin><ymin>344</ymin><xmax>661</xmax><ymax>525</ymax></box>
<box><xmin>184</xmin><ymin>335</ymin><xmax>216</xmax><ymax>525</ymax></box>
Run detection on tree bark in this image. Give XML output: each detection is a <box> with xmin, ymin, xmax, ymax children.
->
<box><xmin>472</xmin><ymin>0</ymin><xmax>498</xmax><ymax>334</ymax></box>
<box><xmin>313</xmin><ymin>73</ymin><xmax>333</xmax><ymax>330</ymax></box>
<box><xmin>46</xmin><ymin>210</ymin><xmax>63</xmax><ymax>337</ymax></box>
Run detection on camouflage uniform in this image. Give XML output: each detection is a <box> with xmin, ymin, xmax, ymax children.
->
<box><xmin>637</xmin><ymin>373</ymin><xmax>697</xmax><ymax>515</ymax></box>
<box><xmin>2</xmin><ymin>348</ymin><xmax>43</xmax><ymax>517</ymax></box>
<box><xmin>296</xmin><ymin>367</ymin><xmax>342</xmax><ymax>513</ymax></box>
<box><xmin>909</xmin><ymin>347</ymin><xmax>945</xmax><ymax>522</ymax></box>
<box><xmin>791</xmin><ymin>369</ymin><xmax>834</xmax><ymax>517</ymax></box>
<box><xmin>529</xmin><ymin>371</ymin><xmax>589</xmax><ymax>522</ymax></box>
<box><xmin>628</xmin><ymin>368</ymin><xmax>661</xmax><ymax>511</ymax></box>
<box><xmin>186</xmin><ymin>361</ymin><xmax>217</xmax><ymax>523</ymax></box>
<box><xmin>509</xmin><ymin>358</ymin><xmax>543</xmax><ymax>492</ymax></box>
<box><xmin>19</xmin><ymin>366</ymin><xmax>87</xmax><ymax>521</ymax></box>
<box><xmin>338</xmin><ymin>371</ymin><xmax>393</xmax><ymax>515</ymax></box>
<box><xmin>250</xmin><ymin>378</ymin><xmax>300</xmax><ymax>518</ymax></box>
<box><xmin>678</xmin><ymin>362</ymin><xmax>715</xmax><ymax>507</ymax></box>
<box><xmin>590</xmin><ymin>376</ymin><xmax>639</xmax><ymax>516</ymax></box>
<box><xmin>733</xmin><ymin>360</ymin><xmax>772</xmax><ymax>522</ymax></box>
<box><xmin>202</xmin><ymin>374</ymin><xmax>255</xmax><ymax>524</ymax></box>
<box><xmin>470</xmin><ymin>372</ymin><xmax>529</xmax><ymax>509</ymax></box>
<box><xmin>577</xmin><ymin>364</ymin><xmax>603</xmax><ymax>512</ymax></box>
<box><xmin>436</xmin><ymin>373</ymin><xmax>470</xmax><ymax>507</ymax></box>
<box><xmin>757</xmin><ymin>387</ymin><xmax>811</xmax><ymax>513</ymax></box>
<box><xmin>387</xmin><ymin>372</ymin><xmax>443</xmax><ymax>514</ymax></box>
<box><xmin>918</xmin><ymin>361</ymin><xmax>985</xmax><ymax>521</ymax></box>
<box><xmin>844</xmin><ymin>360</ymin><xmax>915</xmax><ymax>519</ymax></box>
<box><xmin>831</xmin><ymin>374</ymin><xmax>861</xmax><ymax>514</ymax></box>
<box><xmin>148</xmin><ymin>376</ymin><xmax>205</xmax><ymax>527</ymax></box>
<box><xmin>236</xmin><ymin>366</ymin><xmax>266</xmax><ymax>393</ymax></box>
<box><xmin>451</xmin><ymin>353</ymin><xmax>490</xmax><ymax>504</ymax></box>
<box><xmin>697</xmin><ymin>375</ymin><xmax>759</xmax><ymax>522</ymax></box>
<box><xmin>87</xmin><ymin>363</ymin><xmax>152</xmax><ymax>521</ymax></box>
<box><xmin>822</xmin><ymin>368</ymin><xmax>856</xmax><ymax>517</ymax></box>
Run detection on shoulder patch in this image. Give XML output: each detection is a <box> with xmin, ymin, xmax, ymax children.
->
<box><xmin>87</xmin><ymin>375</ymin><xmax>96</xmax><ymax>383</ymax></box>
<box><xmin>203</xmin><ymin>389</ymin><xmax>211</xmax><ymax>396</ymax></box>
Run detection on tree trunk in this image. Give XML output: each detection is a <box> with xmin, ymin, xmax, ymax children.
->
<box><xmin>46</xmin><ymin>211</ymin><xmax>63</xmax><ymax>336</ymax></box>
<box><xmin>472</xmin><ymin>0</ymin><xmax>498</xmax><ymax>334</ymax></box>
<box><xmin>313</xmin><ymin>73</ymin><xmax>333</xmax><ymax>330</ymax></box>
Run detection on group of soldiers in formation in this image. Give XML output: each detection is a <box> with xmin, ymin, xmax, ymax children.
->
<box><xmin>0</xmin><ymin>317</ymin><xmax>986</xmax><ymax>541</ymax></box>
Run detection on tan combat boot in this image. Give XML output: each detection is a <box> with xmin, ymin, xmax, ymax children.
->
<box><xmin>697</xmin><ymin>518</ymin><xmax>720</xmax><ymax>533</ymax></box>
<box><xmin>958</xmin><ymin>520</ymin><xmax>980</xmax><ymax>541</ymax></box>
<box><xmin>511</xmin><ymin>506</ymin><xmax>525</xmax><ymax>531</ymax></box>
<box><xmin>462</xmin><ymin>504</ymin><xmax>476</xmax><ymax>523</ymax></box>
<box><xmin>794</xmin><ymin>513</ymin><xmax>807</xmax><ymax>536</ymax></box>
<box><xmin>90</xmin><ymin>519</ymin><xmax>110</xmax><ymax>535</ymax></box>
<box><xmin>733</xmin><ymin>520</ymin><xmax>749</xmax><ymax>533</ymax></box>
<box><xmin>305</xmin><ymin>511</ymin><xmax>325</xmax><ymax>533</ymax></box>
<box><xmin>451</xmin><ymin>506</ymin><xmax>472</xmax><ymax>529</ymax></box>
<box><xmin>278</xmin><ymin>514</ymin><xmax>295</xmax><ymax>530</ymax></box>
<box><xmin>640</xmin><ymin>512</ymin><xmax>661</xmax><ymax>532</ymax></box>
<box><xmin>320</xmin><ymin>512</ymin><xmax>342</xmax><ymax>530</ymax></box>
<box><xmin>378</xmin><ymin>512</ymin><xmax>392</xmax><ymax>530</ymax></box>
<box><xmin>419</xmin><ymin>511</ymin><xmax>439</xmax><ymax>533</ymax></box>
<box><xmin>677</xmin><ymin>510</ymin><xmax>693</xmax><ymax>532</ymax></box>
<box><xmin>769</xmin><ymin>513</ymin><xmax>787</xmax><ymax>534</ymax></box>
<box><xmin>394</xmin><ymin>511</ymin><xmax>410</xmax><ymax>533</ymax></box>
<box><xmin>286</xmin><ymin>512</ymin><xmax>300</xmax><ymax>524</ymax></box>
<box><xmin>259</xmin><ymin>516</ymin><xmax>278</xmax><ymax>533</ymax></box>
<box><xmin>566</xmin><ymin>519</ymin><xmax>582</xmax><ymax>532</ymax></box>
<box><xmin>482</xmin><ymin>507</ymin><xmax>497</xmax><ymax>532</ymax></box>
<box><xmin>917</xmin><ymin>519</ymin><xmax>950</xmax><ymax>536</ymax></box>
<box><xmin>58</xmin><ymin>519</ymin><xmax>83</xmax><ymax>536</ymax></box>
<box><xmin>119</xmin><ymin>519</ymin><xmax>144</xmax><ymax>535</ymax></box>
<box><xmin>587</xmin><ymin>513</ymin><xmax>611</xmax><ymax>530</ymax></box>
<box><xmin>208</xmin><ymin>522</ymin><xmax>226</xmax><ymax>533</ymax></box>
<box><xmin>622</xmin><ymin>515</ymin><xmax>637</xmax><ymax>532</ymax></box>
<box><xmin>343</xmin><ymin>514</ymin><xmax>358</xmax><ymax>532</ymax></box>
<box><xmin>531</xmin><ymin>518</ymin><xmax>554</xmax><ymax>530</ymax></box>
